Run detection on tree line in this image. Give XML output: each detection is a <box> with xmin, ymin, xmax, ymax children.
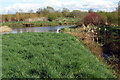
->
<box><xmin>1</xmin><ymin>6</ymin><xmax>119</xmax><ymax>26</ymax></box>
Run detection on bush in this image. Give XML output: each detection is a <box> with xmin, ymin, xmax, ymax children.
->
<box><xmin>83</xmin><ymin>13</ymin><xmax>102</xmax><ymax>26</ymax></box>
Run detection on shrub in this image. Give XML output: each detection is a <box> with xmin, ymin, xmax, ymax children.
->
<box><xmin>83</xmin><ymin>12</ymin><xmax>102</xmax><ymax>26</ymax></box>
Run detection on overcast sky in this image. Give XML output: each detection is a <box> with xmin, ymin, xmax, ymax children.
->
<box><xmin>0</xmin><ymin>0</ymin><xmax>119</xmax><ymax>14</ymax></box>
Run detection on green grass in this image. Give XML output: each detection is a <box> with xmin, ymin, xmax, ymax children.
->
<box><xmin>2</xmin><ymin>32</ymin><xmax>116</xmax><ymax>78</ymax></box>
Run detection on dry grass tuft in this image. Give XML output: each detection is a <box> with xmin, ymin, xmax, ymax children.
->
<box><xmin>0</xmin><ymin>26</ymin><xmax>12</xmax><ymax>33</ymax></box>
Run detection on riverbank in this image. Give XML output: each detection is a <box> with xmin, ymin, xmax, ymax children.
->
<box><xmin>2</xmin><ymin>18</ymin><xmax>77</xmax><ymax>28</ymax></box>
<box><xmin>60</xmin><ymin>25</ymin><xmax>120</xmax><ymax>78</ymax></box>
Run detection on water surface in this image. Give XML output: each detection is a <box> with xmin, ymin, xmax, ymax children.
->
<box><xmin>5</xmin><ymin>26</ymin><xmax>74</xmax><ymax>34</ymax></box>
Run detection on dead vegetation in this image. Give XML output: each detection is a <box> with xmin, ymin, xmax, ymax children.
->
<box><xmin>0</xmin><ymin>26</ymin><xmax>12</xmax><ymax>33</ymax></box>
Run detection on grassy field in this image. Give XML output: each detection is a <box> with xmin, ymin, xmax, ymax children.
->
<box><xmin>2</xmin><ymin>32</ymin><xmax>116</xmax><ymax>78</ymax></box>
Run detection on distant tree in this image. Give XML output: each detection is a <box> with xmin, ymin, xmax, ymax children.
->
<box><xmin>69</xmin><ymin>10</ymin><xmax>81</xmax><ymax>18</ymax></box>
<box><xmin>36</xmin><ymin>8</ymin><xmax>44</xmax><ymax>17</ymax></box>
<box><xmin>54</xmin><ymin>10</ymin><xmax>63</xmax><ymax>17</ymax></box>
<box><xmin>88</xmin><ymin>9</ymin><xmax>94</xmax><ymax>13</ymax></box>
<box><xmin>36</xmin><ymin>8</ymin><xmax>42</xmax><ymax>14</ymax></box>
<box><xmin>18</xmin><ymin>9</ymin><xmax>23</xmax><ymax>13</ymax></box>
<box><xmin>48</xmin><ymin>13</ymin><xmax>57</xmax><ymax>21</ymax></box>
<box><xmin>28</xmin><ymin>10</ymin><xmax>34</xmax><ymax>13</ymax></box>
<box><xmin>42</xmin><ymin>8</ymin><xmax>49</xmax><ymax>16</ymax></box>
<box><xmin>46</xmin><ymin>6</ymin><xmax>55</xmax><ymax>13</ymax></box>
<box><xmin>28</xmin><ymin>10</ymin><xmax>36</xmax><ymax>19</ymax></box>
<box><xmin>62</xmin><ymin>8</ymin><xmax>70</xmax><ymax>17</ymax></box>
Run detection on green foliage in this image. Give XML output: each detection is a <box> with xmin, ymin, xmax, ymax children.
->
<box><xmin>107</xmin><ymin>12</ymin><xmax>118</xmax><ymax>25</ymax></box>
<box><xmin>48</xmin><ymin>13</ymin><xmax>57</xmax><ymax>21</ymax></box>
<box><xmin>97</xmin><ymin>26</ymin><xmax>120</xmax><ymax>44</ymax></box>
<box><xmin>62</xmin><ymin>8</ymin><xmax>70</xmax><ymax>17</ymax></box>
<box><xmin>2</xmin><ymin>32</ymin><xmax>116</xmax><ymax>78</ymax></box>
<box><xmin>46</xmin><ymin>6</ymin><xmax>55</xmax><ymax>13</ymax></box>
<box><xmin>97</xmin><ymin>12</ymin><xmax>118</xmax><ymax>25</ymax></box>
<box><xmin>69</xmin><ymin>10</ymin><xmax>81</xmax><ymax>18</ymax></box>
<box><xmin>88</xmin><ymin>9</ymin><xmax>94</xmax><ymax>13</ymax></box>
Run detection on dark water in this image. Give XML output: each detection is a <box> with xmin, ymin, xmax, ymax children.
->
<box><xmin>3</xmin><ymin>26</ymin><xmax>74</xmax><ymax>34</ymax></box>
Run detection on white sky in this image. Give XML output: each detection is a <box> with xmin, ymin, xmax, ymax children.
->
<box><xmin>0</xmin><ymin>0</ymin><xmax>119</xmax><ymax>14</ymax></box>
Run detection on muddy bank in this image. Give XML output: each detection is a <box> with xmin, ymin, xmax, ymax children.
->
<box><xmin>63</xmin><ymin>26</ymin><xmax>120</xmax><ymax>77</ymax></box>
<box><xmin>66</xmin><ymin>31</ymin><xmax>103</xmax><ymax>59</ymax></box>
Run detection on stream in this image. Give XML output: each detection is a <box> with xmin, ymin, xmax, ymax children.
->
<box><xmin>2</xmin><ymin>26</ymin><xmax>75</xmax><ymax>34</ymax></box>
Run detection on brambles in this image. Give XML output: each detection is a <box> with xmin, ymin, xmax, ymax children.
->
<box><xmin>83</xmin><ymin>13</ymin><xmax>102</xmax><ymax>26</ymax></box>
<box><xmin>2</xmin><ymin>32</ymin><xmax>116</xmax><ymax>78</ymax></box>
